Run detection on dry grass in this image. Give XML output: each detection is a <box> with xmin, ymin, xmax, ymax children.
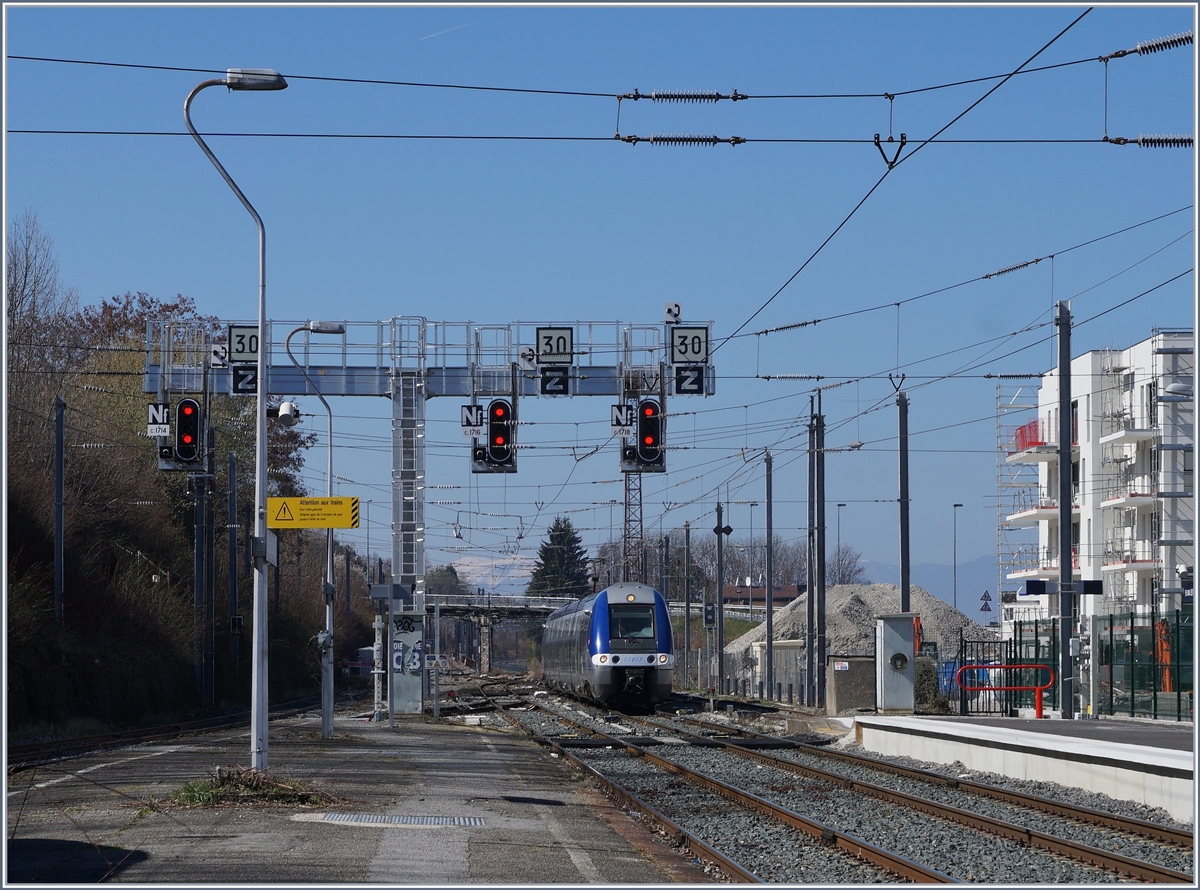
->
<box><xmin>168</xmin><ymin>766</ymin><xmax>340</xmax><ymax>807</ymax></box>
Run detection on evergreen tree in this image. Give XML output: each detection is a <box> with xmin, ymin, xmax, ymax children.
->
<box><xmin>526</xmin><ymin>517</ymin><xmax>591</xmax><ymax>598</ymax></box>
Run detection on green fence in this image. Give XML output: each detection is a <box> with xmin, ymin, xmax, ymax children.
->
<box><xmin>1011</xmin><ymin>607</ymin><xmax>1193</xmax><ymax>721</ymax></box>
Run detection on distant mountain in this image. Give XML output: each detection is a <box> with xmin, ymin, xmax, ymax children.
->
<box><xmin>861</xmin><ymin>554</ymin><xmax>999</xmax><ymax>621</ymax></box>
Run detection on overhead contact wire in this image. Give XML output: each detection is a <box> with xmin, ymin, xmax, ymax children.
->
<box><xmin>713</xmin><ymin>7</ymin><xmax>1093</xmax><ymax>356</ymax></box>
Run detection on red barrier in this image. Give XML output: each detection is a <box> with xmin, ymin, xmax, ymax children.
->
<box><xmin>954</xmin><ymin>663</ymin><xmax>1056</xmax><ymax>719</ymax></box>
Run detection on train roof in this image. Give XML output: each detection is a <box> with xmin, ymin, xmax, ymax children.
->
<box><xmin>545</xmin><ymin>582</ymin><xmax>660</xmax><ymax>620</ymax></box>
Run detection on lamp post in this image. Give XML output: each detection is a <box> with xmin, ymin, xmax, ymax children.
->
<box><xmin>285</xmin><ymin>321</ymin><xmax>346</xmax><ymax>740</ymax></box>
<box><xmin>836</xmin><ymin>504</ymin><xmax>846</xmax><ymax>568</ymax></box>
<box><xmin>184</xmin><ymin>68</ymin><xmax>287</xmax><ymax>772</ymax></box>
<box><xmin>953</xmin><ymin>503</ymin><xmax>964</xmax><ymax>611</ymax></box>
<box><xmin>748</xmin><ymin>501</ymin><xmax>758</xmax><ymax>618</ymax></box>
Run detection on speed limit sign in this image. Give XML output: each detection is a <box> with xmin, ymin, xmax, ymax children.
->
<box><xmin>669</xmin><ymin>326</ymin><xmax>709</xmax><ymax>365</ymax></box>
<box><xmin>228</xmin><ymin>325</ymin><xmax>260</xmax><ymax>364</ymax></box>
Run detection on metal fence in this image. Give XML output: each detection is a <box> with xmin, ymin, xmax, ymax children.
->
<box><xmin>1091</xmin><ymin>607</ymin><xmax>1193</xmax><ymax>721</ymax></box>
<box><xmin>999</xmin><ymin>608</ymin><xmax>1192</xmax><ymax>721</ymax></box>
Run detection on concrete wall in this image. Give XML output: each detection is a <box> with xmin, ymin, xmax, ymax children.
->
<box><xmin>826</xmin><ymin>655</ymin><xmax>875</xmax><ymax>715</ymax></box>
<box><xmin>855</xmin><ymin>716</ymin><xmax>1194</xmax><ymax>823</ymax></box>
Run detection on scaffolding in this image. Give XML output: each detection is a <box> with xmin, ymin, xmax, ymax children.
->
<box><xmin>1096</xmin><ymin>330</ymin><xmax>1193</xmax><ymax>614</ymax></box>
<box><xmin>996</xmin><ymin>384</ymin><xmax>1041</xmax><ymax>624</ymax></box>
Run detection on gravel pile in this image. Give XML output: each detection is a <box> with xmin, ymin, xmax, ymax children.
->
<box><xmin>723</xmin><ymin>582</ymin><xmax>996</xmax><ymax>658</ymax></box>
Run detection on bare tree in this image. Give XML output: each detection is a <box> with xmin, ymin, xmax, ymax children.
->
<box><xmin>826</xmin><ymin>543</ymin><xmax>868</xmax><ymax>587</ymax></box>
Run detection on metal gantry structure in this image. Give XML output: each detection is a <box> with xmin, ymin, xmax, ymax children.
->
<box><xmin>143</xmin><ymin>314</ymin><xmax>714</xmax><ymax>609</ymax></box>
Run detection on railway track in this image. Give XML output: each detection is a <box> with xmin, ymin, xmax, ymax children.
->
<box><xmin>665</xmin><ymin>710</ymin><xmax>1194</xmax><ymax>850</ymax></box>
<box><xmin>489</xmin><ymin>695</ymin><xmax>928</xmax><ymax>881</ymax></box>
<box><xmin>504</xmin><ymin>693</ymin><xmax>1193</xmax><ymax>883</ymax></box>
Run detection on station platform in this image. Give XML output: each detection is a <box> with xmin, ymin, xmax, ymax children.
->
<box><xmin>850</xmin><ymin>714</ymin><xmax>1195</xmax><ymax>824</ymax></box>
<box><xmin>5</xmin><ymin>713</ymin><xmax>711</xmax><ymax>884</ymax></box>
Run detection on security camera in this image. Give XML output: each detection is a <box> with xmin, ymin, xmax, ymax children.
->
<box><xmin>277</xmin><ymin>401</ymin><xmax>300</xmax><ymax>427</ymax></box>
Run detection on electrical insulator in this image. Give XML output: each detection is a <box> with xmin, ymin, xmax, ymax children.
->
<box><xmin>1136</xmin><ymin>30</ymin><xmax>1193</xmax><ymax>54</ymax></box>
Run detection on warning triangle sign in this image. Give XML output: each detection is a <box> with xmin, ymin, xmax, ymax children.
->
<box><xmin>274</xmin><ymin>502</ymin><xmax>295</xmax><ymax>522</ymax></box>
<box><xmin>980</xmin><ymin>601</ymin><xmax>992</xmax><ymax>612</ymax></box>
<box><xmin>980</xmin><ymin>590</ymin><xmax>992</xmax><ymax>602</ymax></box>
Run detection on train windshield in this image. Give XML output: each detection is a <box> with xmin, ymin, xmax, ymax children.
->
<box><xmin>609</xmin><ymin>604</ymin><xmax>655</xmax><ymax>639</ymax></box>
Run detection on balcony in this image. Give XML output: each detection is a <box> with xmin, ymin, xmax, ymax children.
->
<box><xmin>1100</xmin><ymin>473</ymin><xmax>1157</xmax><ymax>509</ymax></box>
<box><xmin>1099</xmin><ymin>427</ymin><xmax>1156</xmax><ymax>446</ymax></box>
<box><xmin>1005</xmin><ymin>545</ymin><xmax>1080</xmax><ymax>581</ymax></box>
<box><xmin>1004</xmin><ymin>486</ymin><xmax>1079</xmax><ymax>526</ymax></box>
<box><xmin>1006</xmin><ymin>417</ymin><xmax>1077</xmax><ymax>464</ymax></box>
<box><xmin>1101</xmin><ymin>542</ymin><xmax>1159</xmax><ymax>575</ymax></box>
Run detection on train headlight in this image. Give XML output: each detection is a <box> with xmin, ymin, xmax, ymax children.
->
<box><xmin>626</xmin><ymin>594</ymin><xmax>636</xmax><ymax>602</ymax></box>
<box><xmin>647</xmin><ymin>656</ymin><xmax>654</xmax><ymax>663</ymax></box>
<box><xmin>659</xmin><ymin>654</ymin><xmax>668</xmax><ymax>664</ymax></box>
<box><xmin>599</xmin><ymin>655</ymin><xmax>608</xmax><ymax>664</ymax></box>
<box><xmin>611</xmin><ymin>655</ymin><xmax>620</xmax><ymax>663</ymax></box>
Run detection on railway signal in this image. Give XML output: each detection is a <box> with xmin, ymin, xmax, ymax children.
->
<box><xmin>473</xmin><ymin>398</ymin><xmax>516</xmax><ymax>472</ymax></box>
<box><xmin>174</xmin><ymin>398</ymin><xmax>203</xmax><ymax>463</ymax></box>
<box><xmin>704</xmin><ymin>602</ymin><xmax>716</xmax><ymax>627</ymax></box>
<box><xmin>636</xmin><ymin>399</ymin><xmax>664</xmax><ymax>468</ymax></box>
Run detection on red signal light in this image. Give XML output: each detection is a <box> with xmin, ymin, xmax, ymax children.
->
<box><xmin>485</xmin><ymin>399</ymin><xmax>514</xmax><ymax>466</ymax></box>
<box><xmin>174</xmin><ymin>397</ymin><xmax>202</xmax><ymax>462</ymax></box>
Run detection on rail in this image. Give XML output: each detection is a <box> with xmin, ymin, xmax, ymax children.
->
<box><xmin>955</xmin><ymin>663</ymin><xmax>1056</xmax><ymax>718</ymax></box>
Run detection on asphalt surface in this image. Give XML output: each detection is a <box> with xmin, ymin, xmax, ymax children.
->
<box><xmin>6</xmin><ymin>711</ymin><xmax>711</xmax><ymax>884</ymax></box>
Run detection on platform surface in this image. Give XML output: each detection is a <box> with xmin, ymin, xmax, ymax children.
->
<box><xmin>5</xmin><ymin>713</ymin><xmax>710</xmax><ymax>884</ymax></box>
<box><xmin>901</xmin><ymin>714</ymin><xmax>1195</xmax><ymax>752</ymax></box>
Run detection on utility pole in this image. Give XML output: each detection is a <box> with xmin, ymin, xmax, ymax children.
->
<box><xmin>714</xmin><ymin>502</ymin><xmax>732</xmax><ymax>694</ymax></box>
<box><xmin>55</xmin><ymin>395</ymin><xmax>65</xmax><ymax>625</ymax></box>
<box><xmin>193</xmin><ymin>468</ymin><xmax>206</xmax><ymax>701</ymax></box>
<box><xmin>205</xmin><ymin>427</ymin><xmax>216</xmax><ymax>708</ymax></box>
<box><xmin>660</xmin><ymin>535</ymin><xmax>669</xmax><ymax>600</ymax></box>
<box><xmin>684</xmin><ymin>522</ymin><xmax>691</xmax><ymax>690</ymax></box>
<box><xmin>1056</xmin><ymin>301</ymin><xmax>1075</xmax><ymax>719</ymax></box>
<box><xmin>815</xmin><ymin>394</ymin><xmax>827</xmax><ymax>707</ymax></box>
<box><xmin>229</xmin><ymin>453</ymin><xmax>239</xmax><ymax>666</ymax></box>
<box><xmin>806</xmin><ymin>400</ymin><xmax>816</xmax><ymax>707</ymax></box>
<box><xmin>895</xmin><ymin>378</ymin><xmax>911</xmax><ymax>613</ymax></box>
<box><xmin>765</xmin><ymin>450</ymin><xmax>774</xmax><ymax>700</ymax></box>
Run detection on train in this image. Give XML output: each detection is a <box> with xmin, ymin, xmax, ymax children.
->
<box><xmin>541</xmin><ymin>582</ymin><xmax>674</xmax><ymax>710</ymax></box>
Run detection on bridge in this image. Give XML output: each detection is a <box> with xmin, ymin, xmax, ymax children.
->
<box><xmin>424</xmin><ymin>593</ymin><xmax>576</xmax><ymax>619</ymax></box>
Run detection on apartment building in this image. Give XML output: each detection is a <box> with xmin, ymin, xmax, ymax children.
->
<box><xmin>998</xmin><ymin>328</ymin><xmax>1193</xmax><ymax>625</ymax></box>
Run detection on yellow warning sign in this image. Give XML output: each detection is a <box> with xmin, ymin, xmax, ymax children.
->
<box><xmin>267</xmin><ymin>496</ymin><xmax>359</xmax><ymax>529</ymax></box>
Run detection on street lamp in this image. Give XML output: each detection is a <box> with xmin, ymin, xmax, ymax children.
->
<box><xmin>953</xmin><ymin>503</ymin><xmax>964</xmax><ymax>611</ymax></box>
<box><xmin>748</xmin><ymin>501</ymin><xmax>758</xmax><ymax>618</ymax></box>
<box><xmin>184</xmin><ymin>67</ymin><xmax>287</xmax><ymax>772</ymax></box>
<box><xmin>285</xmin><ymin>321</ymin><xmax>346</xmax><ymax>741</ymax></box>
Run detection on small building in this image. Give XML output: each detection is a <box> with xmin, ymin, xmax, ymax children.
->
<box><xmin>721</xmin><ymin>583</ymin><xmax>804</xmax><ymax>608</ymax></box>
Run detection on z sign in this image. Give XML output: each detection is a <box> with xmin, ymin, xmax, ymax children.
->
<box><xmin>674</xmin><ymin>365</ymin><xmax>705</xmax><ymax>396</ymax></box>
<box><xmin>540</xmin><ymin>366</ymin><xmax>569</xmax><ymax>396</ymax></box>
<box><xmin>232</xmin><ymin>367</ymin><xmax>258</xmax><ymax>394</ymax></box>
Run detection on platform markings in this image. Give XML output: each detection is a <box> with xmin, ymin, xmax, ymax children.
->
<box><xmin>6</xmin><ymin>747</ymin><xmax>181</xmax><ymax>796</ymax></box>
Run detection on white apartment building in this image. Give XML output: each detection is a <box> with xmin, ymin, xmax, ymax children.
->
<box><xmin>999</xmin><ymin>327</ymin><xmax>1193</xmax><ymax>625</ymax></box>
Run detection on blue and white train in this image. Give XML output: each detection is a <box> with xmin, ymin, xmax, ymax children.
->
<box><xmin>541</xmin><ymin>582</ymin><xmax>674</xmax><ymax>710</ymax></box>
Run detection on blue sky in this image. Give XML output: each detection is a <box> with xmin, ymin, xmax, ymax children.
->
<box><xmin>5</xmin><ymin>4</ymin><xmax>1196</xmax><ymax>617</ymax></box>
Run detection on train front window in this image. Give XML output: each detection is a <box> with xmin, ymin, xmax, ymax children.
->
<box><xmin>609</xmin><ymin>604</ymin><xmax>654</xmax><ymax>639</ymax></box>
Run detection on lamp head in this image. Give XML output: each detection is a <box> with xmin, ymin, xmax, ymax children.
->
<box><xmin>307</xmin><ymin>320</ymin><xmax>346</xmax><ymax>334</ymax></box>
<box><xmin>276</xmin><ymin>400</ymin><xmax>300</xmax><ymax>427</ymax></box>
<box><xmin>226</xmin><ymin>68</ymin><xmax>288</xmax><ymax>91</ymax></box>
